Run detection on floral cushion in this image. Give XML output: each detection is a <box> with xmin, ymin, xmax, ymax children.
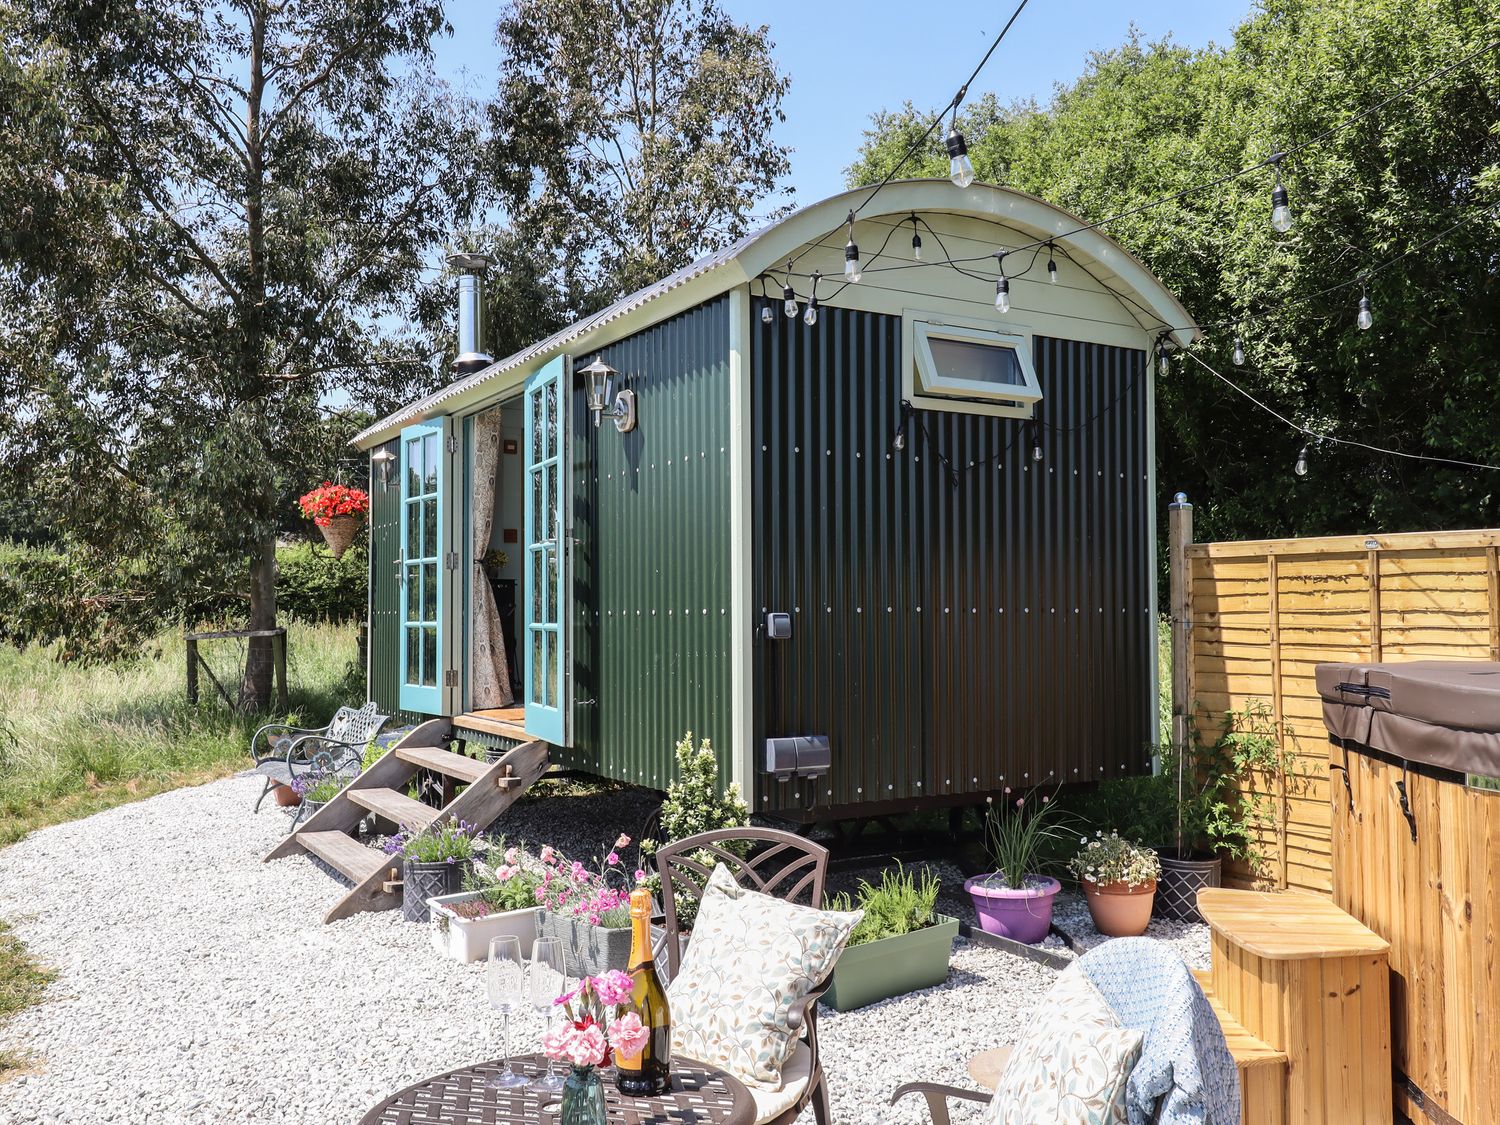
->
<box><xmin>988</xmin><ymin>968</ymin><xmax>1144</xmax><ymax>1125</ymax></box>
<box><xmin>667</xmin><ymin>864</ymin><xmax>861</xmax><ymax>1089</ymax></box>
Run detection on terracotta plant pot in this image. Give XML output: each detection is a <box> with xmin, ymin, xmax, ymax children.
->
<box><xmin>1082</xmin><ymin>877</ymin><xmax>1157</xmax><ymax>937</ymax></box>
<box><xmin>272</xmin><ymin>783</ymin><xmax>299</xmax><ymax>808</ymax></box>
<box><xmin>964</xmin><ymin>874</ymin><xmax>1061</xmax><ymax>944</ymax></box>
<box><xmin>317</xmin><ymin>513</ymin><xmax>362</xmax><ymax>559</ymax></box>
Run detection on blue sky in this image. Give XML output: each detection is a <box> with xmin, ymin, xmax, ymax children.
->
<box><xmin>432</xmin><ymin>0</ymin><xmax>1252</xmax><ymax>206</ymax></box>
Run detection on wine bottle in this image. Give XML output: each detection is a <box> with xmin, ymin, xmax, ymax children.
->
<box><xmin>615</xmin><ymin>885</ymin><xmax>672</xmax><ymax>1096</ymax></box>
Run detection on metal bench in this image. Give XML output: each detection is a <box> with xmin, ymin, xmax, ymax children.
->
<box><xmin>250</xmin><ymin>703</ymin><xmax>390</xmax><ymax>829</ymax></box>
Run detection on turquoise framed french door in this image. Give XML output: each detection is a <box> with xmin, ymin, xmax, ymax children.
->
<box><xmin>523</xmin><ymin>355</ymin><xmax>571</xmax><ymax>745</ymax></box>
<box><xmin>398</xmin><ymin>417</ymin><xmax>450</xmax><ymax>714</ymax></box>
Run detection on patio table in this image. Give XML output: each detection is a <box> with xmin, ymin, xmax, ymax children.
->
<box><xmin>357</xmin><ymin>1052</ymin><xmax>755</xmax><ymax>1125</ymax></box>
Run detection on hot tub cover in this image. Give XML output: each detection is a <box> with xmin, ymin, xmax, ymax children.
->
<box><xmin>1317</xmin><ymin>660</ymin><xmax>1500</xmax><ymax>775</ymax></box>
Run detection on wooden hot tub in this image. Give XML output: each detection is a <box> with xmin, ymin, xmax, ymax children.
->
<box><xmin>1320</xmin><ymin>660</ymin><xmax>1500</xmax><ymax>1125</ymax></box>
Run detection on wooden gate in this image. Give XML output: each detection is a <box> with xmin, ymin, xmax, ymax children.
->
<box><xmin>1168</xmin><ymin>500</ymin><xmax>1500</xmax><ymax>893</ymax></box>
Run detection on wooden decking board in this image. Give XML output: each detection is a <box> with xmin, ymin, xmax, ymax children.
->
<box><xmin>451</xmin><ymin>711</ymin><xmax>530</xmax><ymax>741</ymax></box>
<box><xmin>395</xmin><ymin>743</ymin><xmax>489</xmax><ymax>783</ymax></box>
<box><xmin>298</xmin><ymin>831</ymin><xmax>387</xmax><ymax>884</ymax></box>
<box><xmin>1199</xmin><ymin>888</ymin><xmax>1389</xmax><ymax>960</ymax></box>
<box><xmin>346</xmin><ymin>786</ymin><xmax>440</xmax><ymax>831</ymax></box>
<box><xmin>1192</xmin><ymin>970</ymin><xmax>1290</xmax><ymax>1069</ymax></box>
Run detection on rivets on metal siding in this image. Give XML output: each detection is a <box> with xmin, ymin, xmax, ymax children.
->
<box><xmin>825</xmin><ymin>606</ymin><xmax>831</xmax><ymax>613</ymax></box>
<box><xmin>916</xmin><ymin>606</ymin><xmax>922</xmax><ymax>613</ymax></box>
<box><xmin>856</xmin><ymin>787</ymin><xmax>862</xmax><ymax>794</ymax></box>
<box><xmin>972</xmin><ymin>777</ymin><xmax>978</xmax><ymax>784</ymax></box>
<box><xmin>794</xmin><ymin>606</ymin><xmax>800</xmax><ymax>613</ymax></box>
<box><xmin>1050</xmin><ymin>608</ymin><xmax>1055</xmax><ymax>613</ymax></box>
<box><xmin>651</xmin><ymin>610</ymin><xmax>656</xmax><ymax>615</ymax></box>
<box><xmin>856</xmin><ymin>607</ymin><xmax>862</xmax><ymax>614</ymax></box>
<box><xmin>916</xmin><ymin>781</ymin><xmax>922</xmax><ymax>787</ymax></box>
<box><xmin>944</xmin><ymin>607</ymin><xmax>950</xmax><ymax>614</ymax></box>
<box><xmin>885</xmin><ymin>453</ymin><xmax>891</xmax><ymax>460</ymax></box>
<box><xmin>946</xmin><ymin>779</ymin><xmax>951</xmax><ymax>786</ymax></box>
<box><xmin>1023</xmin><ymin>607</ymin><xmax>1029</xmax><ymax>613</ymax></box>
<box><xmin>887</xmin><ymin>606</ymin><xmax>892</xmax><ymax>612</ymax></box>
<box><xmin>856</xmin><ymin>452</ymin><xmax>862</xmax><ymax>459</ymax></box>
<box><xmin>888</xmin><ymin>784</ymin><xmax>893</xmax><ymax>790</ymax></box>
<box><xmin>1023</xmin><ymin>772</ymin><xmax>1029</xmax><ymax>779</ymax></box>
<box><xmin>794</xmin><ymin>446</ymin><xmax>800</xmax><ymax>453</ymax></box>
<box><xmin>762</xmin><ymin>445</ymin><xmax>768</xmax><ymax>451</ymax></box>
<box><xmin>826</xmin><ymin>449</ymin><xmax>831</xmax><ymax>456</ymax></box>
<box><xmin>972</xmin><ymin>608</ymin><xmax>977</xmax><ymax>614</ymax></box>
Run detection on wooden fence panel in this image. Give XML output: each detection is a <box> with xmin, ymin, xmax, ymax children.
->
<box><xmin>1176</xmin><ymin>525</ymin><xmax>1500</xmax><ymax>894</ymax></box>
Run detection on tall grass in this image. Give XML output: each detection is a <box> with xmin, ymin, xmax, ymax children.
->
<box><xmin>0</xmin><ymin>622</ymin><xmax>360</xmax><ymax>845</ymax></box>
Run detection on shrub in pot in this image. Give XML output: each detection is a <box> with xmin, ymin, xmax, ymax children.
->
<box><xmin>290</xmin><ymin>771</ymin><xmax>344</xmax><ymax>819</ymax></box>
<box><xmin>534</xmin><ymin>837</ymin><xmax>641</xmax><ymax>976</ymax></box>
<box><xmin>1069</xmin><ymin>832</ymin><xmax>1161</xmax><ymax>937</ymax></box>
<box><xmin>389</xmin><ymin>820</ymin><xmax>480</xmax><ymax>923</ymax></box>
<box><xmin>965</xmin><ymin>788</ymin><xmax>1070</xmax><ymax>944</ymax></box>
<box><xmin>824</xmin><ymin>865</ymin><xmax>958</xmax><ymax>1011</ymax></box>
<box><xmin>430</xmin><ymin>847</ymin><xmax>545</xmax><ymax>962</ymax></box>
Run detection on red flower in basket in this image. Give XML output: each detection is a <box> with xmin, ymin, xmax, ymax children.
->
<box><xmin>297</xmin><ymin>483</ymin><xmax>370</xmax><ymax>559</ymax></box>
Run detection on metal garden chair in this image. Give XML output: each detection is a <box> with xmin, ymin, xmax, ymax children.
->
<box><xmin>654</xmin><ymin>827</ymin><xmax>833</xmax><ymax>1125</ymax></box>
<box><xmin>250</xmin><ymin>702</ymin><xmax>389</xmax><ymax>829</ymax></box>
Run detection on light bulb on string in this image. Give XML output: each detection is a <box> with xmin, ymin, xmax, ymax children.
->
<box><xmin>893</xmin><ymin>400</ymin><xmax>912</xmax><ymax>453</ymax></box>
<box><xmin>1047</xmin><ymin>246</ymin><xmax>1058</xmax><ymax>284</ymax></box>
<box><xmin>803</xmin><ymin>273</ymin><xmax>820</xmax><ymax>327</ymax></box>
<box><xmin>1232</xmin><ymin>337</ymin><xmax>1245</xmax><ymax>366</ymax></box>
<box><xmin>1357</xmin><ymin>288</ymin><xmax>1373</xmax><ymax>331</ymax></box>
<box><xmin>1269</xmin><ymin>153</ymin><xmax>1292</xmax><ymax>232</ymax></box>
<box><xmin>1158</xmin><ymin>344</ymin><xmax>1171</xmax><ymax>376</ymax></box>
<box><xmin>760</xmin><ymin>304</ymin><xmax>773</xmax><ymax>325</ymax></box>
<box><xmin>910</xmin><ymin>215</ymin><xmax>922</xmax><ymax>262</ymax></box>
<box><xmin>1030</xmin><ymin>422</ymin><xmax>1043</xmax><ymax>463</ymax></box>
<box><xmin>945</xmin><ymin>126</ymin><xmax>975</xmax><ymax>189</ymax></box>
<box><xmin>782</xmin><ymin>282</ymin><xmax>797</xmax><ymax>319</ymax></box>
<box><xmin>1294</xmin><ymin>444</ymin><xmax>1310</xmax><ymax>477</ymax></box>
<box><xmin>994</xmin><ymin>252</ymin><xmax>1009</xmax><ymax>313</ymax></box>
<box><xmin>843</xmin><ymin>211</ymin><xmax>861</xmax><ymax>283</ymax></box>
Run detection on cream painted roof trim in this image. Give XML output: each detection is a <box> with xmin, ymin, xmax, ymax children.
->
<box><xmin>353</xmin><ymin>180</ymin><xmax>1198</xmax><ymax>449</ymax></box>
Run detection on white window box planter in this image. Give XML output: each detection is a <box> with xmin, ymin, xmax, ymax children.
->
<box><xmin>428</xmin><ymin>892</ymin><xmax>540</xmax><ymax>963</ymax></box>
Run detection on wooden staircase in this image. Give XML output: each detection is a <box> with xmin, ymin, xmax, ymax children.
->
<box><xmin>264</xmin><ymin>718</ymin><xmax>550</xmax><ymax>923</ymax></box>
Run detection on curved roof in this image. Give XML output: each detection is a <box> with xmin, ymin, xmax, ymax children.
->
<box><xmin>354</xmin><ymin>180</ymin><xmax>1196</xmax><ymax>448</ymax></box>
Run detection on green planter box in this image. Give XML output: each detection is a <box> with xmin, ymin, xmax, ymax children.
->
<box><xmin>821</xmin><ymin>914</ymin><xmax>960</xmax><ymax>1012</ymax></box>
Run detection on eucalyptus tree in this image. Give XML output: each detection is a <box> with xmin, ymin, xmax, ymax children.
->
<box><xmin>0</xmin><ymin>0</ymin><xmax>479</xmax><ymax>705</ymax></box>
<box><xmin>488</xmin><ymin>0</ymin><xmax>794</xmax><ymax>304</ymax></box>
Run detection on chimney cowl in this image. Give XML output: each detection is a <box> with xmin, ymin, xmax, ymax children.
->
<box><xmin>447</xmin><ymin>251</ymin><xmax>495</xmax><ymax>376</ymax></box>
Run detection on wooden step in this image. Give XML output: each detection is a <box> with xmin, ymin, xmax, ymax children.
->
<box><xmin>299</xmin><ymin>831</ymin><xmax>390</xmax><ymax>885</ymax></box>
<box><xmin>452</xmin><ymin>711</ymin><xmax>530</xmax><ymax>742</ymax></box>
<box><xmin>1193</xmin><ymin>971</ymin><xmax>1288</xmax><ymax>1069</ymax></box>
<box><xmin>395</xmin><ymin>743</ymin><xmax>489</xmax><ymax>784</ymax></box>
<box><xmin>1193</xmin><ymin>970</ymin><xmax>1288</xmax><ymax>1125</ymax></box>
<box><xmin>346</xmin><ymin>786</ymin><xmax>440</xmax><ymax>831</ymax></box>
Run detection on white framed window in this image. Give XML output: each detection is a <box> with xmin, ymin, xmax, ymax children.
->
<box><xmin>903</xmin><ymin>312</ymin><xmax>1042</xmax><ymax>419</ymax></box>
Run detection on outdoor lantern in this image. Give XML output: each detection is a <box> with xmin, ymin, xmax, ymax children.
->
<box><xmin>578</xmin><ymin>357</ymin><xmax>637</xmax><ymax>433</ymax></box>
<box><xmin>370</xmin><ymin>447</ymin><xmax>396</xmax><ymax>489</ymax></box>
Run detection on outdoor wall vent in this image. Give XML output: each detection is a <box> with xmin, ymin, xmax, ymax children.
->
<box><xmin>763</xmin><ymin>735</ymin><xmax>831</xmax><ymax>781</ymax></box>
<box><xmin>448</xmin><ymin>252</ymin><xmax>494</xmax><ymax>376</ymax></box>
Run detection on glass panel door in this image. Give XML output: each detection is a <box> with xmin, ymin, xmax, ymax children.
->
<box><xmin>523</xmin><ymin>355</ymin><xmax>570</xmax><ymax>745</ymax></box>
<box><xmin>399</xmin><ymin>417</ymin><xmax>449</xmax><ymax>714</ymax></box>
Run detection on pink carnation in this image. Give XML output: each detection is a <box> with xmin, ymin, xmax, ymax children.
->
<box><xmin>634</xmin><ymin>869</ymin><xmax>646</xmax><ymax>883</ymax></box>
<box><xmin>606</xmin><ymin>852</ymin><xmax>619</xmax><ymax>865</ymax></box>
<box><xmin>540</xmin><ymin>845</ymin><xmax>556</xmax><ymax>864</ymax></box>
<box><xmin>541</xmin><ymin>1025</ymin><xmax>571</xmax><ymax>1060</ymax></box>
<box><xmin>592</xmin><ymin>970</ymin><xmax>634</xmax><ymax>1007</ymax></box>
<box><xmin>608</xmin><ymin>1010</ymin><xmax>649</xmax><ymax>1059</ymax></box>
<box><xmin>564</xmin><ymin>1023</ymin><xmax>609</xmax><ymax>1068</ymax></box>
<box><xmin>614</xmin><ymin>833</ymin><xmax>631</xmax><ymax>848</ymax></box>
<box><xmin>504</xmin><ymin>847</ymin><xmax>519</xmax><ymax>864</ymax></box>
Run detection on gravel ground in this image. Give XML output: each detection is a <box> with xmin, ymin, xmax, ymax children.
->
<box><xmin>1050</xmin><ymin>892</ymin><xmax>1211</xmax><ymax>969</ymax></box>
<box><xmin>0</xmin><ymin>775</ymin><xmax>1061</xmax><ymax>1124</ymax></box>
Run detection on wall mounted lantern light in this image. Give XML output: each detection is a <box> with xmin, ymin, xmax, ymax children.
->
<box><xmin>578</xmin><ymin>357</ymin><xmax>637</xmax><ymax>433</ymax></box>
<box><xmin>370</xmin><ymin>446</ymin><xmax>396</xmax><ymax>489</ymax></box>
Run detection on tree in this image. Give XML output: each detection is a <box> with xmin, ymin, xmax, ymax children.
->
<box><xmin>0</xmin><ymin>0</ymin><xmax>478</xmax><ymax>705</ymax></box>
<box><xmin>847</xmin><ymin>3</ymin><xmax>1500</xmax><ymax>544</ymax></box>
<box><xmin>488</xmin><ymin>0</ymin><xmax>793</xmax><ymax>306</ymax></box>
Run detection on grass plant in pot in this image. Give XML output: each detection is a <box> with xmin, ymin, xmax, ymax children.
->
<box><xmin>290</xmin><ymin>771</ymin><xmax>343</xmax><ymax>819</ymax></box>
<box><xmin>430</xmin><ymin>844</ymin><xmax>546</xmax><ymax>962</ymax></box>
<box><xmin>824</xmin><ymin>865</ymin><xmax>958</xmax><ymax>1011</ymax></box>
<box><xmin>965</xmin><ymin>788</ymin><xmax>1070</xmax><ymax>944</ymax></box>
<box><xmin>1069</xmin><ymin>832</ymin><xmax>1161</xmax><ymax>937</ymax></box>
<box><xmin>534</xmin><ymin>837</ymin><xmax>642</xmax><ymax>976</ymax></box>
<box><xmin>389</xmin><ymin>820</ymin><xmax>480</xmax><ymax>923</ymax></box>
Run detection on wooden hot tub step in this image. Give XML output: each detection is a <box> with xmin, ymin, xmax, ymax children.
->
<box><xmin>346</xmin><ymin>786</ymin><xmax>440</xmax><ymax>831</ymax></box>
<box><xmin>394</xmin><ymin>743</ymin><xmax>490</xmax><ymax>784</ymax></box>
<box><xmin>298</xmin><ymin>831</ymin><xmax>388</xmax><ymax>884</ymax></box>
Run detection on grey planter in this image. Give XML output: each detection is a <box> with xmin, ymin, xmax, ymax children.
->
<box><xmin>821</xmin><ymin>914</ymin><xmax>960</xmax><ymax>1012</ymax></box>
<box><xmin>537</xmin><ymin>910</ymin><xmax>632</xmax><ymax>977</ymax></box>
<box><xmin>1155</xmin><ymin>852</ymin><xmax>1222</xmax><ymax>923</ymax></box>
<box><xmin>403</xmin><ymin>859</ymin><xmax>464</xmax><ymax>923</ymax></box>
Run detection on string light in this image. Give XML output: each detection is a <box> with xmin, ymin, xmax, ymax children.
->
<box><xmin>994</xmin><ymin>252</ymin><xmax>1009</xmax><ymax>313</ymax></box>
<box><xmin>946</xmin><ymin>122</ymin><xmax>976</xmax><ymax>188</ymax></box>
<box><xmin>1294</xmin><ymin>444</ymin><xmax>1311</xmax><ymax>477</ymax></box>
<box><xmin>1357</xmin><ymin>286</ymin><xmax>1373</xmax><ymax>330</ymax></box>
<box><xmin>1030</xmin><ymin>421</ymin><xmax>1043</xmax><ymax>462</ymax></box>
<box><xmin>1232</xmin><ymin>336</ymin><xmax>1245</xmax><ymax>366</ymax></box>
<box><xmin>1047</xmin><ymin>245</ymin><xmax>1058</xmax><ymax>283</ymax></box>
<box><xmin>893</xmin><ymin>400</ymin><xmax>912</xmax><ymax>452</ymax></box>
<box><xmin>910</xmin><ymin>215</ymin><xmax>923</xmax><ymax>261</ymax></box>
<box><xmin>1158</xmin><ymin>341</ymin><xmax>1172</xmax><ymax>376</ymax></box>
<box><xmin>761</xmin><ymin>304</ymin><xmax>773</xmax><ymax>324</ymax></box>
<box><xmin>782</xmin><ymin>280</ymin><xmax>797</xmax><ymax>319</ymax></box>
<box><xmin>843</xmin><ymin>212</ymin><xmax>862</xmax><ymax>282</ymax></box>
<box><xmin>1269</xmin><ymin>153</ymin><xmax>1292</xmax><ymax>232</ymax></box>
<box><xmin>803</xmin><ymin>272</ymin><xmax>820</xmax><ymax>326</ymax></box>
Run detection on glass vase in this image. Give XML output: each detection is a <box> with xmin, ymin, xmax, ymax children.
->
<box><xmin>559</xmin><ymin>1064</ymin><xmax>606</xmax><ymax>1125</ymax></box>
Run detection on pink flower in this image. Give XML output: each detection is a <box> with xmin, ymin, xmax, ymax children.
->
<box><xmin>541</xmin><ymin>1025</ymin><xmax>571</xmax><ymax>1061</ymax></box>
<box><xmin>614</xmin><ymin>834</ymin><xmax>631</xmax><ymax>848</ymax></box>
<box><xmin>554</xmin><ymin>982</ymin><xmax>584</xmax><ymax>1007</ymax></box>
<box><xmin>634</xmin><ymin>869</ymin><xmax>646</xmax><ymax>883</ymax></box>
<box><xmin>608</xmin><ymin>1010</ymin><xmax>648</xmax><ymax>1059</ymax></box>
<box><xmin>504</xmin><ymin>847</ymin><xmax>519</xmax><ymax>864</ymax></box>
<box><xmin>606</xmin><ymin>852</ymin><xmax>619</xmax><ymax>865</ymax></box>
<box><xmin>565</xmin><ymin>1023</ymin><xmax>608</xmax><ymax>1068</ymax></box>
<box><xmin>533</xmin><ymin>886</ymin><xmax>546</xmax><ymax>902</ymax></box>
<box><xmin>540</xmin><ymin>845</ymin><xmax>556</xmax><ymax>864</ymax></box>
<box><xmin>593</xmin><ymin>970</ymin><xmax>635</xmax><ymax>1007</ymax></box>
<box><xmin>1015</xmin><ymin>798</ymin><xmax>1024</xmax><ymax>809</ymax></box>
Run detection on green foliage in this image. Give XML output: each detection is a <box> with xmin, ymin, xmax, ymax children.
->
<box><xmin>400</xmin><ymin>821</ymin><xmax>480</xmax><ymax>863</ymax></box>
<box><xmin>849</xmin><ymin>3</ymin><xmax>1500</xmax><ymax>543</ymax></box>
<box><xmin>830</xmin><ymin>864</ymin><xmax>942</xmax><ymax>947</ymax></box>
<box><xmin>0</xmin><ymin>622</ymin><xmax>358</xmax><ymax>846</ymax></box>
<box><xmin>1060</xmin><ymin>772</ymin><xmax>1177</xmax><ymax>849</ymax></box>
<box><xmin>465</xmin><ymin>853</ymin><xmax>546</xmax><ymax>912</ymax></box>
<box><xmin>982</xmin><ymin>786</ymin><xmax>1074</xmax><ymax>889</ymax></box>
<box><xmin>647</xmin><ymin>732</ymin><xmax>750</xmax><ymax>851</ymax></box>
<box><xmin>487</xmin><ymin>0</ymin><xmax>792</xmax><ymax>302</ymax></box>
<box><xmin>276</xmin><ymin>541</ymin><xmax>368</xmax><ymax>624</ymax></box>
<box><xmin>1069</xmin><ymin>831</ymin><xmax>1162</xmax><ymax>889</ymax></box>
<box><xmin>302</xmin><ymin>775</ymin><xmax>345</xmax><ymax>804</ymax></box>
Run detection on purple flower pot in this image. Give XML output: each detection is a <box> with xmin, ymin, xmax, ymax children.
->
<box><xmin>964</xmin><ymin>874</ymin><xmax>1061</xmax><ymax>944</ymax></box>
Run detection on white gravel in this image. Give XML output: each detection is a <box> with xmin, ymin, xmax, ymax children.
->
<box><xmin>0</xmin><ymin>775</ymin><xmax>1061</xmax><ymax>1124</ymax></box>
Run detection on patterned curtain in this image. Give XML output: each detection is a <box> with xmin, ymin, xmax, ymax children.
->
<box><xmin>470</xmin><ymin>406</ymin><xmax>514</xmax><ymax>708</ymax></box>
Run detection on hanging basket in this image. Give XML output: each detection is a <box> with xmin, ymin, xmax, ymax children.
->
<box><xmin>317</xmin><ymin>514</ymin><xmax>363</xmax><ymax>559</ymax></box>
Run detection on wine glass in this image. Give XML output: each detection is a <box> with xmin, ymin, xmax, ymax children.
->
<box><xmin>486</xmin><ymin>936</ymin><xmax>529</xmax><ymax>1089</ymax></box>
<box><xmin>528</xmin><ymin>937</ymin><xmax>568</xmax><ymax>1093</ymax></box>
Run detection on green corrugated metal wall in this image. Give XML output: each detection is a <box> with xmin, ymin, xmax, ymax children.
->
<box><xmin>751</xmin><ymin>300</ymin><xmax>1154</xmax><ymax>816</ymax></box>
<box><xmin>564</xmin><ymin>297</ymin><xmax>734</xmax><ymax>787</ymax></box>
<box><xmin>368</xmin><ymin>439</ymin><xmax>402</xmax><ymax>714</ymax></box>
